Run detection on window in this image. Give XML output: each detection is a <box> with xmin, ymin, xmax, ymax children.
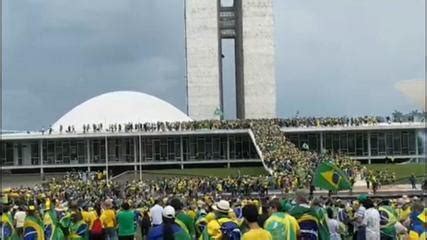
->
<box><xmin>371</xmin><ymin>133</ymin><xmax>378</xmax><ymax>156</ymax></box>
<box><xmin>348</xmin><ymin>133</ymin><xmax>355</xmax><ymax>156</ymax></box>
<box><xmin>393</xmin><ymin>132</ymin><xmax>401</xmax><ymax>155</ymax></box>
<box><xmin>378</xmin><ymin>133</ymin><xmax>385</xmax><ymax>155</ymax></box>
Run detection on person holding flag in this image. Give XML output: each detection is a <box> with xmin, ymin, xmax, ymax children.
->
<box><xmin>264</xmin><ymin>198</ymin><xmax>299</xmax><ymax>240</ymax></box>
<box><xmin>1</xmin><ymin>205</ymin><xmax>20</xmax><ymax>240</ymax></box>
<box><xmin>378</xmin><ymin>200</ymin><xmax>398</xmax><ymax>240</ymax></box>
<box><xmin>69</xmin><ymin>211</ymin><xmax>89</xmax><ymax>240</ymax></box>
<box><xmin>313</xmin><ymin>161</ymin><xmax>352</xmax><ymax>192</ymax></box>
<box><xmin>407</xmin><ymin>201</ymin><xmax>426</xmax><ymax>240</ymax></box>
<box><xmin>287</xmin><ymin>189</ymin><xmax>330</xmax><ymax>240</ymax></box>
<box><xmin>43</xmin><ymin>199</ymin><xmax>64</xmax><ymax>240</ymax></box>
<box><xmin>23</xmin><ymin>205</ymin><xmax>45</xmax><ymax>240</ymax></box>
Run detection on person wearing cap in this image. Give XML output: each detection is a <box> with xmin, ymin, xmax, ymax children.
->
<box><xmin>170</xmin><ymin>198</ymin><xmax>195</xmax><ymax>238</ymax></box>
<box><xmin>23</xmin><ymin>205</ymin><xmax>45</xmax><ymax>240</ymax></box>
<box><xmin>202</xmin><ymin>199</ymin><xmax>240</xmax><ymax>240</ymax></box>
<box><xmin>240</xmin><ymin>204</ymin><xmax>271</xmax><ymax>240</ymax></box>
<box><xmin>264</xmin><ymin>198</ymin><xmax>299</xmax><ymax>240</ymax></box>
<box><xmin>43</xmin><ymin>199</ymin><xmax>65</xmax><ymax>240</ymax></box>
<box><xmin>147</xmin><ymin>205</ymin><xmax>191</xmax><ymax>240</ymax></box>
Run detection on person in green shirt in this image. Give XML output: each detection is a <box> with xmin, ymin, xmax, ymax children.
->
<box><xmin>171</xmin><ymin>198</ymin><xmax>196</xmax><ymax>238</ymax></box>
<box><xmin>116</xmin><ymin>202</ymin><xmax>136</xmax><ymax>240</ymax></box>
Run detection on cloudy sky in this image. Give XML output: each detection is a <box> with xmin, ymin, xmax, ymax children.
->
<box><xmin>2</xmin><ymin>0</ymin><xmax>425</xmax><ymax>130</ymax></box>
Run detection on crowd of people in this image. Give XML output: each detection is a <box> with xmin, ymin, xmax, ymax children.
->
<box><xmin>37</xmin><ymin>111</ymin><xmax>426</xmax><ymax>136</ymax></box>
<box><xmin>2</xmin><ymin>171</ymin><xmax>425</xmax><ymax>240</ymax></box>
<box><xmin>39</xmin><ymin>118</ymin><xmax>399</xmax><ymax>190</ymax></box>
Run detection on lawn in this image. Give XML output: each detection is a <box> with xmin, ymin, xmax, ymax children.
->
<box><xmin>142</xmin><ymin>167</ymin><xmax>268</xmax><ymax>178</ymax></box>
<box><xmin>366</xmin><ymin>163</ymin><xmax>426</xmax><ymax>183</ymax></box>
<box><xmin>139</xmin><ymin>163</ymin><xmax>425</xmax><ymax>183</ymax></box>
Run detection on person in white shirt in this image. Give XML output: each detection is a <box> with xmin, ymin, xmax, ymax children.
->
<box><xmin>150</xmin><ymin>198</ymin><xmax>164</xmax><ymax>226</ymax></box>
<box><xmin>363</xmin><ymin>199</ymin><xmax>380</xmax><ymax>240</ymax></box>
<box><xmin>14</xmin><ymin>206</ymin><xmax>26</xmax><ymax>238</ymax></box>
<box><xmin>326</xmin><ymin>208</ymin><xmax>343</xmax><ymax>240</ymax></box>
<box><xmin>354</xmin><ymin>197</ymin><xmax>367</xmax><ymax>240</ymax></box>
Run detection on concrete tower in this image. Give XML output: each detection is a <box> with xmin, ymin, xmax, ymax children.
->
<box><xmin>185</xmin><ymin>0</ymin><xmax>276</xmax><ymax>120</ymax></box>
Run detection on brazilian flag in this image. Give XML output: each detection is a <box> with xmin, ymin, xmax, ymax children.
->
<box><xmin>44</xmin><ymin>210</ymin><xmax>64</xmax><ymax>240</ymax></box>
<box><xmin>2</xmin><ymin>212</ymin><xmax>20</xmax><ymax>240</ymax></box>
<box><xmin>23</xmin><ymin>215</ymin><xmax>45</xmax><ymax>240</ymax></box>
<box><xmin>313</xmin><ymin>161</ymin><xmax>351</xmax><ymax>191</ymax></box>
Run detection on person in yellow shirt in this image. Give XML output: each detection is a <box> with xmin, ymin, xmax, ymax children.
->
<box><xmin>242</xmin><ymin>204</ymin><xmax>272</xmax><ymax>240</ymax></box>
<box><xmin>397</xmin><ymin>197</ymin><xmax>412</xmax><ymax>222</ymax></box>
<box><xmin>100</xmin><ymin>199</ymin><xmax>117</xmax><ymax>240</ymax></box>
<box><xmin>203</xmin><ymin>200</ymin><xmax>240</xmax><ymax>240</ymax></box>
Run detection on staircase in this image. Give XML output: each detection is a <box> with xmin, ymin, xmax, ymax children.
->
<box><xmin>248</xmin><ymin>129</ymin><xmax>273</xmax><ymax>175</ymax></box>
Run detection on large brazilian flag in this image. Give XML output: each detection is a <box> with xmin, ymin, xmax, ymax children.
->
<box><xmin>43</xmin><ymin>210</ymin><xmax>64</xmax><ymax>240</ymax></box>
<box><xmin>313</xmin><ymin>161</ymin><xmax>351</xmax><ymax>191</ymax></box>
<box><xmin>23</xmin><ymin>215</ymin><xmax>45</xmax><ymax>240</ymax></box>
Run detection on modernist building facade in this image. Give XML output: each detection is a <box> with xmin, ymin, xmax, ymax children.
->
<box><xmin>2</xmin><ymin>123</ymin><xmax>425</xmax><ymax>173</ymax></box>
<box><xmin>2</xmin><ymin>91</ymin><xmax>425</xmax><ymax>173</ymax></box>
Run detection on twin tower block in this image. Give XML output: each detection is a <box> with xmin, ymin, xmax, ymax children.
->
<box><xmin>185</xmin><ymin>0</ymin><xmax>276</xmax><ymax>120</ymax></box>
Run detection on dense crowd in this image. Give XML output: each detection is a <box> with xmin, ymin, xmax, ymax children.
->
<box><xmin>40</xmin><ymin>118</ymin><xmax>400</xmax><ymax>189</ymax></box>
<box><xmin>38</xmin><ymin>111</ymin><xmax>426</xmax><ymax>135</ymax></box>
<box><xmin>2</xmin><ymin>171</ymin><xmax>425</xmax><ymax>240</ymax></box>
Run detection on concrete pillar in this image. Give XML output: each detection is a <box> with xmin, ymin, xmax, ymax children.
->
<box><xmin>105</xmin><ymin>136</ymin><xmax>109</xmax><ymax>183</ymax></box>
<box><xmin>227</xmin><ymin>135</ymin><xmax>230</xmax><ymax>168</ymax></box>
<box><xmin>134</xmin><ymin>137</ymin><xmax>138</xmax><ymax>178</ymax></box>
<box><xmin>367</xmin><ymin>132</ymin><xmax>372</xmax><ymax>164</ymax></box>
<box><xmin>13</xmin><ymin>143</ymin><xmax>18</xmax><ymax>166</ymax></box>
<box><xmin>414</xmin><ymin>130</ymin><xmax>419</xmax><ymax>163</ymax></box>
<box><xmin>40</xmin><ymin>139</ymin><xmax>44</xmax><ymax>180</ymax></box>
<box><xmin>139</xmin><ymin>135</ymin><xmax>142</xmax><ymax>181</ymax></box>
<box><xmin>86</xmin><ymin>139</ymin><xmax>91</xmax><ymax>172</ymax></box>
<box><xmin>180</xmin><ymin>136</ymin><xmax>184</xmax><ymax>170</ymax></box>
<box><xmin>320</xmin><ymin>132</ymin><xmax>324</xmax><ymax>153</ymax></box>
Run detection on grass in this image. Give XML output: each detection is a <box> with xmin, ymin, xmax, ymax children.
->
<box><xmin>140</xmin><ymin>163</ymin><xmax>425</xmax><ymax>183</ymax></box>
<box><xmin>366</xmin><ymin>163</ymin><xmax>426</xmax><ymax>183</ymax></box>
<box><xmin>142</xmin><ymin>167</ymin><xmax>267</xmax><ymax>178</ymax></box>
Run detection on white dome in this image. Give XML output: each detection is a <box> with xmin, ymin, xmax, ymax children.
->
<box><xmin>52</xmin><ymin>91</ymin><xmax>191</xmax><ymax>131</ymax></box>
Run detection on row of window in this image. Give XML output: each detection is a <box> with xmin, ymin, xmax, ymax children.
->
<box><xmin>0</xmin><ymin>134</ymin><xmax>259</xmax><ymax>166</ymax></box>
<box><xmin>286</xmin><ymin>130</ymin><xmax>424</xmax><ymax>156</ymax></box>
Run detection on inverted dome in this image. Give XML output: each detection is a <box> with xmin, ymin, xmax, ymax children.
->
<box><xmin>52</xmin><ymin>91</ymin><xmax>191</xmax><ymax>131</ymax></box>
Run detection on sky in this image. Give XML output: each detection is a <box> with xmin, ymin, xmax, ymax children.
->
<box><xmin>2</xmin><ymin>0</ymin><xmax>425</xmax><ymax>130</ymax></box>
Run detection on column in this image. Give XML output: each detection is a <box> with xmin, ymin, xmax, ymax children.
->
<box><xmin>139</xmin><ymin>135</ymin><xmax>142</xmax><ymax>181</ymax></box>
<box><xmin>319</xmin><ymin>132</ymin><xmax>324</xmax><ymax>153</ymax></box>
<box><xmin>39</xmin><ymin>139</ymin><xmax>44</xmax><ymax>180</ymax></box>
<box><xmin>86</xmin><ymin>139</ymin><xmax>91</xmax><ymax>172</ymax></box>
<box><xmin>180</xmin><ymin>136</ymin><xmax>184</xmax><ymax>170</ymax></box>
<box><xmin>414</xmin><ymin>130</ymin><xmax>419</xmax><ymax>163</ymax></box>
<box><xmin>105</xmin><ymin>136</ymin><xmax>109</xmax><ymax>183</ymax></box>
<box><xmin>13</xmin><ymin>143</ymin><xmax>18</xmax><ymax>166</ymax></box>
<box><xmin>367</xmin><ymin>132</ymin><xmax>372</xmax><ymax>164</ymax></box>
<box><xmin>134</xmin><ymin>137</ymin><xmax>137</xmax><ymax>178</ymax></box>
<box><xmin>227</xmin><ymin>135</ymin><xmax>230</xmax><ymax>168</ymax></box>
